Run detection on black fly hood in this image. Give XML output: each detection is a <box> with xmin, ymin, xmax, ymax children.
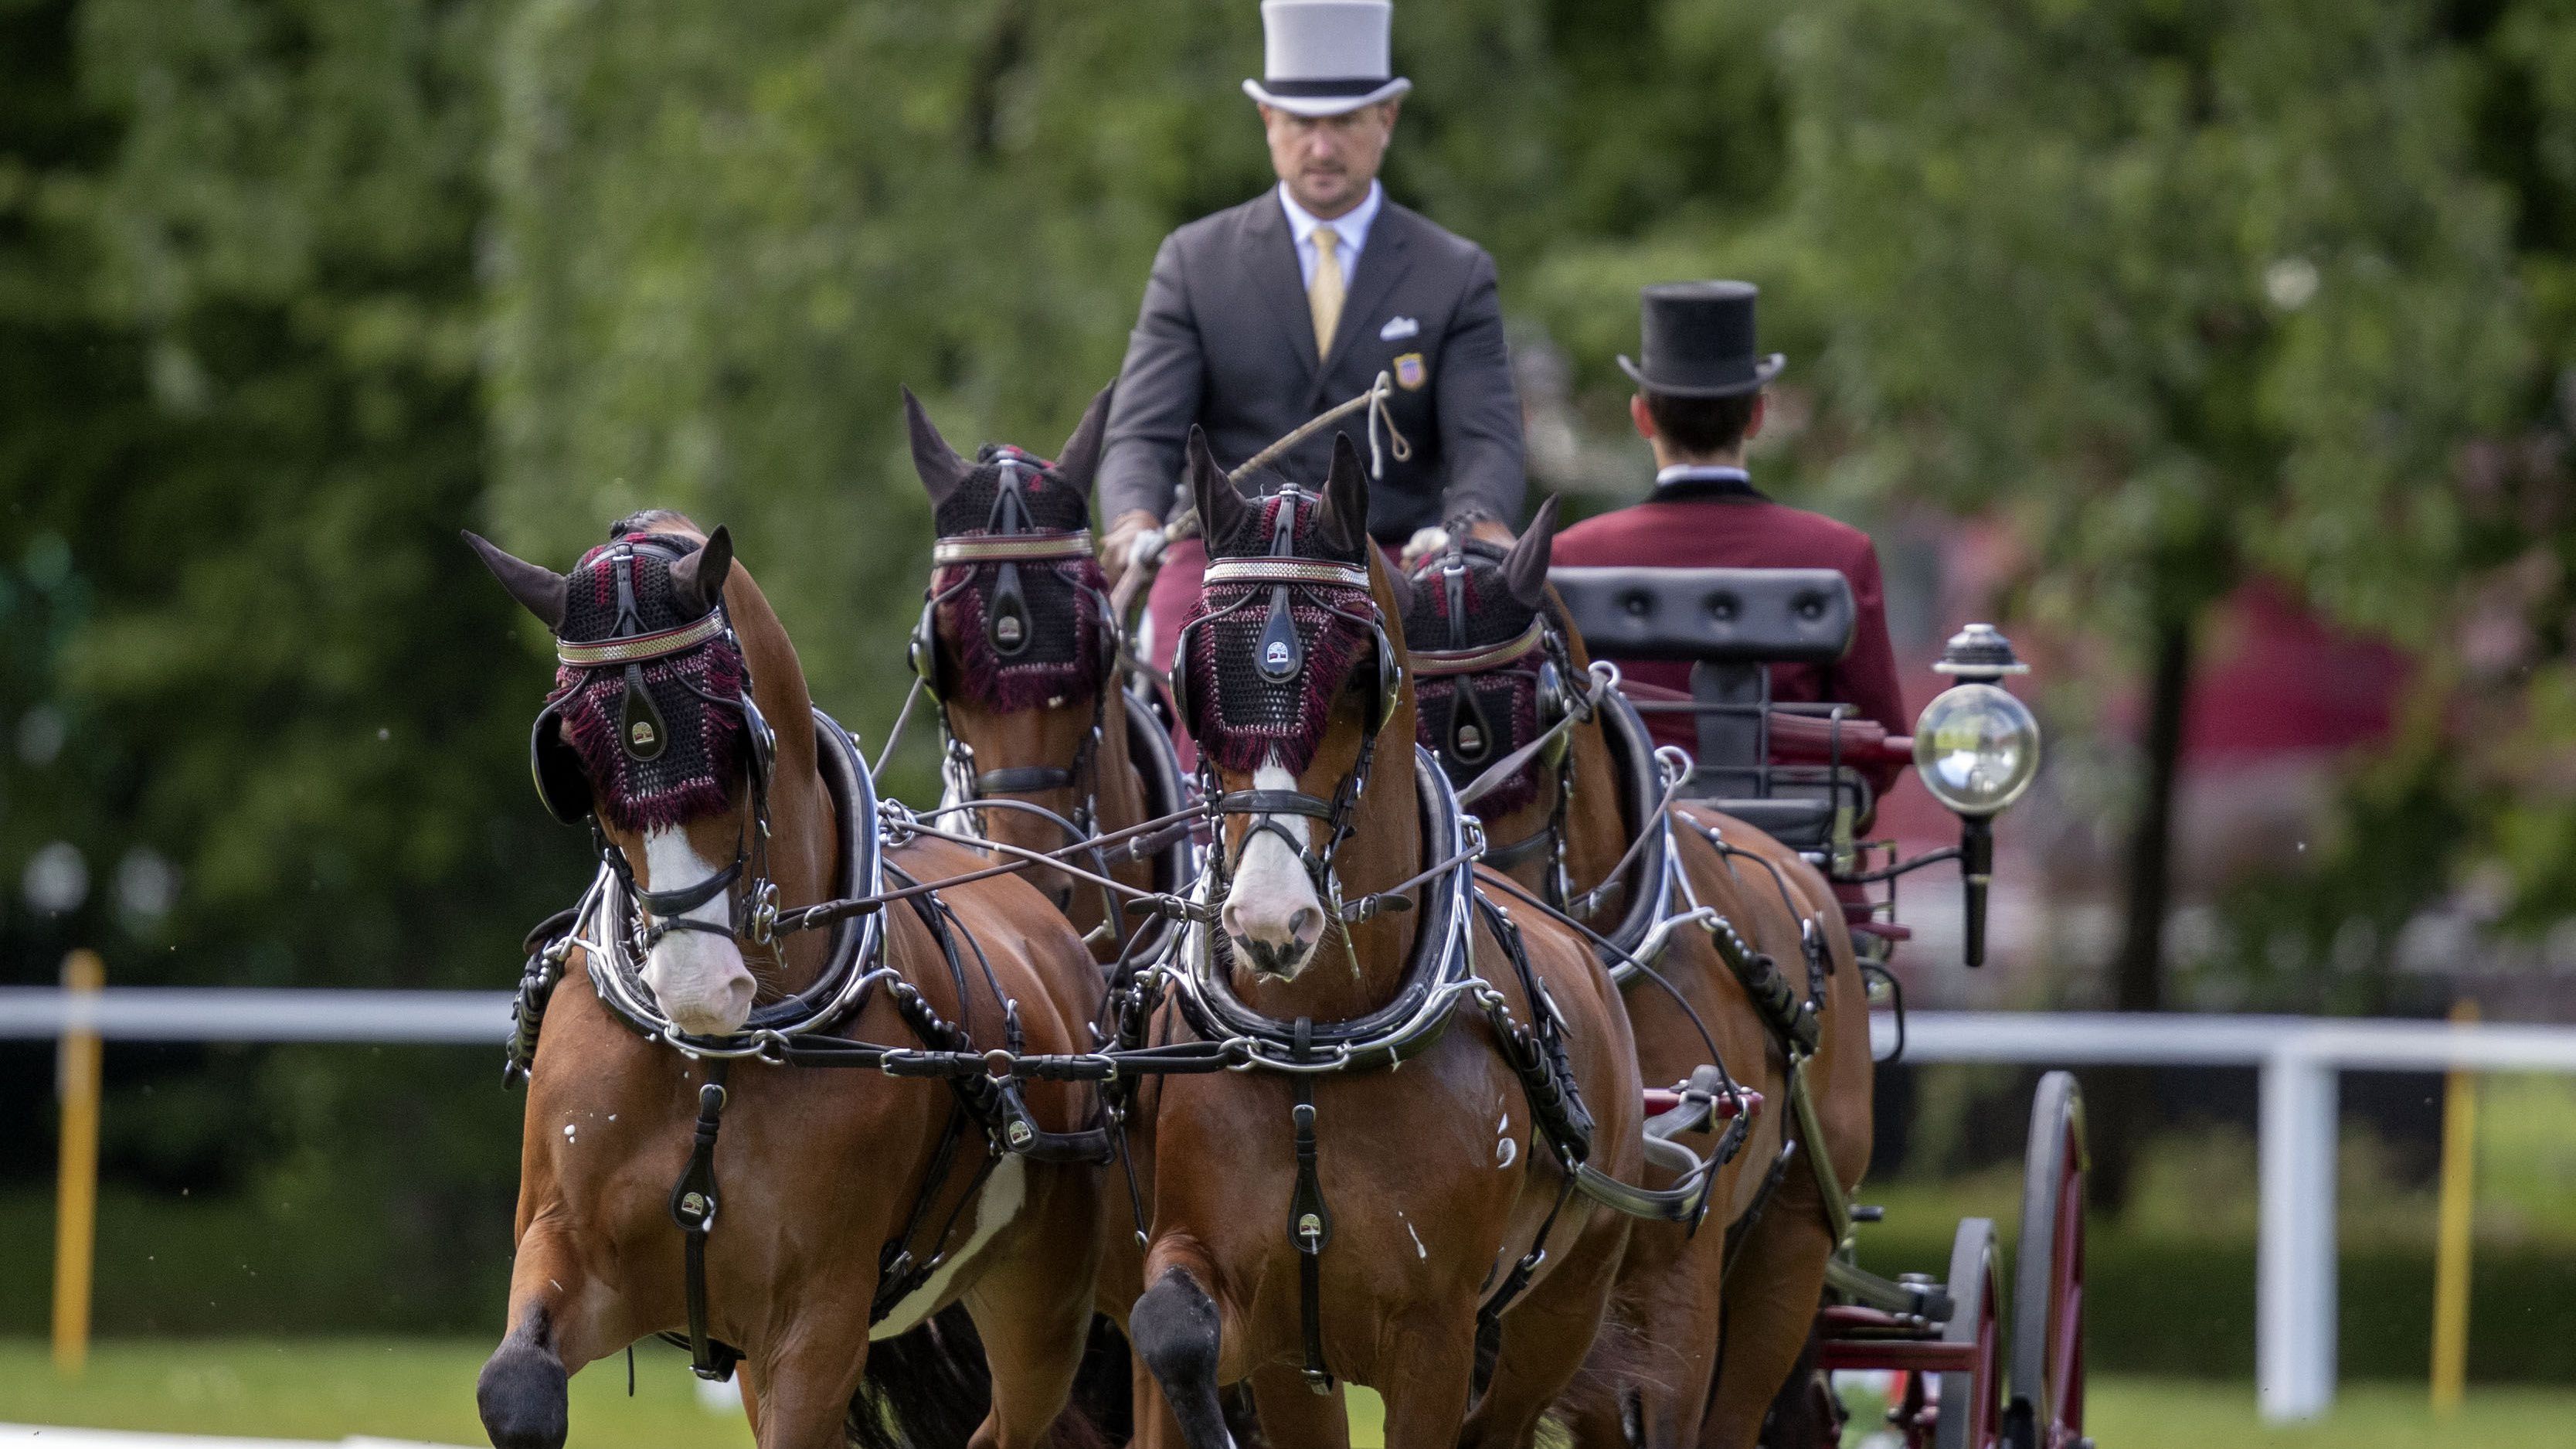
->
<box><xmin>1176</xmin><ymin>486</ymin><xmax>1391</xmax><ymax>775</ymax></box>
<box><xmin>919</xmin><ymin>445</ymin><xmax>1113</xmax><ymax>713</ymax></box>
<box><xmin>541</xmin><ymin>532</ymin><xmax>754</xmax><ymax>832</ymax></box>
<box><xmin>1404</xmin><ymin>541</ymin><xmax>1565</xmax><ymax>816</ymax></box>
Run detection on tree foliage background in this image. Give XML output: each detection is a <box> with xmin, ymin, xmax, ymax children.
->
<box><xmin>5</xmin><ymin>0</ymin><xmax>2576</xmax><ymax>1328</ymax></box>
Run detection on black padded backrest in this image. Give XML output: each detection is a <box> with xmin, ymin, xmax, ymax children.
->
<box><xmin>1548</xmin><ymin>567</ymin><xmax>1855</xmax><ymax>665</ymax></box>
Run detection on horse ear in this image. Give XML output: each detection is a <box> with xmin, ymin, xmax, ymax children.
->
<box><xmin>903</xmin><ymin>386</ymin><xmax>971</xmax><ymax>505</ymax></box>
<box><xmin>671</xmin><ymin>525</ymin><xmax>734</xmax><ymax>617</ymax></box>
<box><xmin>1188</xmin><ymin>427</ymin><xmax>1252</xmax><ymax>549</ymax></box>
<box><xmin>1501</xmin><ymin>495</ymin><xmax>1562</xmax><ymax>610</ymax></box>
<box><xmin>1315</xmin><ymin>431</ymin><xmax>1370</xmax><ymax>558</ymax></box>
<box><xmin>1052</xmin><ymin>383</ymin><xmax>1113</xmax><ymax>498</ymax></box>
<box><xmin>463</xmin><ymin>530</ymin><xmax>567</xmax><ymax>631</ymax></box>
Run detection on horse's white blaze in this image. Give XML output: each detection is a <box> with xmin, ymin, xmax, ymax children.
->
<box><xmin>639</xmin><ymin>828</ymin><xmax>755</xmax><ymax>1036</ymax></box>
<box><xmin>1222</xmin><ymin>760</ymin><xmax>1327</xmax><ymax>977</ymax></box>
<box><xmin>870</xmin><ymin>1154</ymin><xmax>1028</xmax><ymax>1339</ymax></box>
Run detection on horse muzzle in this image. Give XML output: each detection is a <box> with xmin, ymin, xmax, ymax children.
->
<box><xmin>643</xmin><ymin>934</ymin><xmax>756</xmax><ymax>1036</ymax></box>
<box><xmin>1222</xmin><ymin>901</ymin><xmax>1324</xmax><ymax>981</ymax></box>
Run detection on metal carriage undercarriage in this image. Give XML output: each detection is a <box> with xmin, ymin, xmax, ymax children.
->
<box><xmin>1547</xmin><ymin>565</ymin><xmax>2089</xmax><ymax>1449</ymax></box>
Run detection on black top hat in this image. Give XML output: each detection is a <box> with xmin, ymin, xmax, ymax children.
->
<box><xmin>1617</xmin><ymin>281</ymin><xmax>1785</xmax><ymax>399</ymax></box>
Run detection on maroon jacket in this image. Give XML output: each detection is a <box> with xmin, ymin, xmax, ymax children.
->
<box><xmin>1551</xmin><ymin>474</ymin><xmax>1909</xmax><ymax>796</ymax></box>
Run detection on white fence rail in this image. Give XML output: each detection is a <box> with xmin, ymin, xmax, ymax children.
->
<box><xmin>1884</xmin><ymin>1009</ymin><xmax>2576</xmax><ymax>1420</ymax></box>
<box><xmin>8</xmin><ymin>990</ymin><xmax>2576</xmax><ymax>1422</ymax></box>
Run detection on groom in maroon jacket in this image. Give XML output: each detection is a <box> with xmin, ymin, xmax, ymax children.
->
<box><xmin>1551</xmin><ymin>281</ymin><xmax>1909</xmax><ymax>798</ymax></box>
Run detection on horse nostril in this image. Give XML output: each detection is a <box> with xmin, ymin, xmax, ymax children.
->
<box><xmin>1289</xmin><ymin>907</ymin><xmax>1321</xmax><ymax>944</ymax></box>
<box><xmin>1221</xmin><ymin>901</ymin><xmax>1246</xmax><ymax>940</ymax></box>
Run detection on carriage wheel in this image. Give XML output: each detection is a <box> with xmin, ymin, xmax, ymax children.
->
<box><xmin>1932</xmin><ymin>1217</ymin><xmax>2003</xmax><ymax>1449</ymax></box>
<box><xmin>2006</xmin><ymin>1072</ymin><xmax>2088</xmax><ymax>1449</ymax></box>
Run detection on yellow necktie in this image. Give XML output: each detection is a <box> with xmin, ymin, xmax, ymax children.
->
<box><xmin>1310</xmin><ymin>228</ymin><xmax>1345</xmax><ymax>361</ymax></box>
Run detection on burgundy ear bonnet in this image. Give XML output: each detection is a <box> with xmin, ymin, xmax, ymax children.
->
<box><xmin>538</xmin><ymin>532</ymin><xmax>750</xmax><ymax>831</ymax></box>
<box><xmin>1403</xmin><ymin>541</ymin><xmax>1558</xmax><ymax>815</ymax></box>
<box><xmin>1175</xmin><ymin>488</ymin><xmax>1390</xmax><ymax>774</ymax></box>
<box><xmin>922</xmin><ymin>446</ymin><xmax>1112</xmax><ymax>711</ymax></box>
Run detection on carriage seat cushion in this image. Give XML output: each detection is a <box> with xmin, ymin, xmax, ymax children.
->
<box><xmin>1548</xmin><ymin>566</ymin><xmax>1855</xmax><ymax>665</ymax></box>
<box><xmin>1693</xmin><ymin>796</ymin><xmax>1836</xmax><ymax>851</ymax></box>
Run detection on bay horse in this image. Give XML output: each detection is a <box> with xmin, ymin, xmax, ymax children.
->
<box><xmin>465</xmin><ymin>516</ymin><xmax>1110</xmax><ymax>1449</ymax></box>
<box><xmin>1127</xmin><ymin>429</ymin><xmax>1651</xmax><ymax>1449</ymax></box>
<box><xmin>1398</xmin><ymin>512</ymin><xmax>1874</xmax><ymax>1449</ymax></box>
<box><xmin>900</xmin><ymin>384</ymin><xmax>1191</xmax><ymax>963</ymax></box>
<box><xmin>900</xmin><ymin>385</ymin><xmax>1203</xmax><ymax>1434</ymax></box>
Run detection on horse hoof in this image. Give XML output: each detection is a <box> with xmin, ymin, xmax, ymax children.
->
<box><xmin>476</xmin><ymin>1342</ymin><xmax>569</xmax><ymax>1449</ymax></box>
<box><xmin>1133</xmin><ymin>1269</ymin><xmax>1232</xmax><ymax>1449</ymax></box>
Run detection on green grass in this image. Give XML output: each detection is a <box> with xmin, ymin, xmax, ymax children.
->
<box><xmin>5</xmin><ymin>1343</ymin><xmax>2576</xmax><ymax>1448</ymax></box>
<box><xmin>2078</xmin><ymin>1377</ymin><xmax>2576</xmax><ymax>1449</ymax></box>
<box><xmin>0</xmin><ymin>1338</ymin><xmax>753</xmax><ymax>1447</ymax></box>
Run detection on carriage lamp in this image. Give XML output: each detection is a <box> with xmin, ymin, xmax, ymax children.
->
<box><xmin>1912</xmin><ymin>625</ymin><xmax>2041</xmax><ymax>967</ymax></box>
<box><xmin>1913</xmin><ymin>626</ymin><xmax>2040</xmax><ymax>816</ymax></box>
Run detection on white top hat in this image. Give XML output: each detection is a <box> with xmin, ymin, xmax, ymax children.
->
<box><xmin>1242</xmin><ymin>0</ymin><xmax>1413</xmax><ymax>117</ymax></box>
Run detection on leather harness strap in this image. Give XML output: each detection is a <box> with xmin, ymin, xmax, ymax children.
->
<box><xmin>1287</xmin><ymin>1025</ymin><xmax>1335</xmax><ymax>1395</ymax></box>
<box><xmin>665</xmin><ymin>1066</ymin><xmax>739</xmax><ymax>1381</ymax></box>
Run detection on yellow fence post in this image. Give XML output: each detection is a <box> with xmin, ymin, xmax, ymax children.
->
<box><xmin>52</xmin><ymin>948</ymin><xmax>104</xmax><ymax>1377</ymax></box>
<box><xmin>2430</xmin><ymin>998</ymin><xmax>2478</xmax><ymax>1413</ymax></box>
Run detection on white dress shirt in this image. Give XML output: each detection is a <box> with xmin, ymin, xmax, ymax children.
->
<box><xmin>1278</xmin><ymin>180</ymin><xmax>1385</xmax><ymax>287</ymax></box>
<box><xmin>1654</xmin><ymin>464</ymin><xmax>1754</xmax><ymax>488</ymax></box>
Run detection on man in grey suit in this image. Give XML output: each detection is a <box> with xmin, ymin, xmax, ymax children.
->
<box><xmin>1099</xmin><ymin>0</ymin><xmax>1526</xmax><ymax>682</ymax></box>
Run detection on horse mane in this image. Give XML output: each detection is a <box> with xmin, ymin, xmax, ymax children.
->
<box><xmin>607</xmin><ymin>507</ymin><xmax>697</xmax><ymax>539</ymax></box>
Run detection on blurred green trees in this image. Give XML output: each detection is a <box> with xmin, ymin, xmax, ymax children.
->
<box><xmin>0</xmin><ymin>0</ymin><xmax>552</xmax><ymax>1285</ymax></box>
<box><xmin>1778</xmin><ymin>0</ymin><xmax>2529</xmax><ymax>1200</ymax></box>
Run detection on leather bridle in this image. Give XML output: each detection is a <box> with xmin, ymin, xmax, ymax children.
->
<box><xmin>911</xmin><ymin>454</ymin><xmax>1127</xmax><ymax>929</ymax></box>
<box><xmin>1409</xmin><ymin>546</ymin><xmax>1590</xmax><ymax>908</ymax></box>
<box><xmin>1171</xmin><ymin>489</ymin><xmax>1402</xmax><ymax>927</ymax></box>
<box><xmin>539</xmin><ymin>536</ymin><xmax>783</xmax><ymax>954</ymax></box>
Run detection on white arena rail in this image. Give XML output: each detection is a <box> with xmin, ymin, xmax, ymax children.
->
<box><xmin>8</xmin><ymin>989</ymin><xmax>2574</xmax><ymax>1422</ymax></box>
<box><xmin>0</xmin><ymin>988</ymin><xmax>510</xmax><ymax>1043</ymax></box>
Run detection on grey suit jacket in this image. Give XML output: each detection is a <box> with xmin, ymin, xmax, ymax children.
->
<box><xmin>1099</xmin><ymin>191</ymin><xmax>1526</xmax><ymax>543</ymax></box>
